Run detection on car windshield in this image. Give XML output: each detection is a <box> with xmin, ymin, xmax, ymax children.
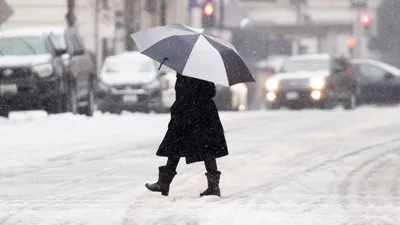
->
<box><xmin>282</xmin><ymin>58</ymin><xmax>330</xmax><ymax>73</ymax></box>
<box><xmin>0</xmin><ymin>36</ymin><xmax>48</xmax><ymax>56</ymax></box>
<box><xmin>103</xmin><ymin>59</ymin><xmax>154</xmax><ymax>74</ymax></box>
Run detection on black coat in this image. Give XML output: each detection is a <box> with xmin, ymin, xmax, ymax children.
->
<box><xmin>156</xmin><ymin>74</ymin><xmax>229</xmax><ymax>164</ymax></box>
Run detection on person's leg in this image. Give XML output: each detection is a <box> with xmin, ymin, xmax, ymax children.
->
<box><xmin>204</xmin><ymin>157</ymin><xmax>218</xmax><ymax>172</ymax></box>
<box><xmin>145</xmin><ymin>156</ymin><xmax>179</xmax><ymax>196</ymax></box>
<box><xmin>200</xmin><ymin>156</ymin><xmax>221</xmax><ymax>197</ymax></box>
<box><xmin>166</xmin><ymin>156</ymin><xmax>180</xmax><ymax>170</ymax></box>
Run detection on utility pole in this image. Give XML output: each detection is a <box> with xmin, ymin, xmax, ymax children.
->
<box><xmin>290</xmin><ymin>0</ymin><xmax>304</xmax><ymax>55</ymax></box>
<box><xmin>350</xmin><ymin>0</ymin><xmax>367</xmax><ymax>58</ymax></box>
<box><xmin>160</xmin><ymin>0</ymin><xmax>166</xmax><ymax>26</ymax></box>
<box><xmin>295</xmin><ymin>1</ymin><xmax>302</xmax><ymax>24</ymax></box>
<box><xmin>354</xmin><ymin>9</ymin><xmax>363</xmax><ymax>58</ymax></box>
<box><xmin>101</xmin><ymin>0</ymin><xmax>111</xmax><ymax>62</ymax></box>
<box><xmin>219</xmin><ymin>0</ymin><xmax>225</xmax><ymax>28</ymax></box>
<box><xmin>124</xmin><ymin>0</ymin><xmax>135</xmax><ymax>50</ymax></box>
<box><xmin>0</xmin><ymin>0</ymin><xmax>14</xmax><ymax>27</ymax></box>
<box><xmin>94</xmin><ymin>0</ymin><xmax>100</xmax><ymax>71</ymax></box>
<box><xmin>66</xmin><ymin>0</ymin><xmax>76</xmax><ymax>27</ymax></box>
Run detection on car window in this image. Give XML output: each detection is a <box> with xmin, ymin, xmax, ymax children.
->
<box><xmin>358</xmin><ymin>64</ymin><xmax>386</xmax><ymax>82</ymax></box>
<box><xmin>0</xmin><ymin>36</ymin><xmax>49</xmax><ymax>55</ymax></box>
<box><xmin>48</xmin><ymin>33</ymin><xmax>67</xmax><ymax>51</ymax></box>
<box><xmin>64</xmin><ymin>31</ymin><xmax>83</xmax><ymax>54</ymax></box>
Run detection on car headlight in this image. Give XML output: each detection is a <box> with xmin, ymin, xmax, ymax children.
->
<box><xmin>33</xmin><ymin>64</ymin><xmax>53</xmax><ymax>78</ymax></box>
<box><xmin>309</xmin><ymin>77</ymin><xmax>325</xmax><ymax>89</ymax></box>
<box><xmin>265</xmin><ymin>78</ymin><xmax>279</xmax><ymax>91</ymax></box>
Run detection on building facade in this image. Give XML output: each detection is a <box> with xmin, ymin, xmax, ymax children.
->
<box><xmin>2</xmin><ymin>0</ymin><xmax>190</xmax><ymax>68</ymax></box>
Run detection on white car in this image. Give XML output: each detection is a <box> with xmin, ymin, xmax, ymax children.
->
<box><xmin>96</xmin><ymin>51</ymin><xmax>176</xmax><ymax>114</ymax></box>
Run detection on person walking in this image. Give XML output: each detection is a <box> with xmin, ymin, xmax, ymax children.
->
<box><xmin>145</xmin><ymin>73</ymin><xmax>228</xmax><ymax>197</ymax></box>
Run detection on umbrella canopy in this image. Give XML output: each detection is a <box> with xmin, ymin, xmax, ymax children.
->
<box><xmin>130</xmin><ymin>24</ymin><xmax>255</xmax><ymax>87</ymax></box>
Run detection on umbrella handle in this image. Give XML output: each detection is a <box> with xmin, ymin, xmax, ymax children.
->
<box><xmin>158</xmin><ymin>57</ymin><xmax>168</xmax><ymax>70</ymax></box>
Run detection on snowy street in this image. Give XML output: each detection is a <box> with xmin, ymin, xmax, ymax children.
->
<box><xmin>1</xmin><ymin>107</ymin><xmax>400</xmax><ymax>225</ymax></box>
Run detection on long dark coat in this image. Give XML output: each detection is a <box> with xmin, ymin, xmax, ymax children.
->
<box><xmin>156</xmin><ymin>74</ymin><xmax>229</xmax><ymax>164</ymax></box>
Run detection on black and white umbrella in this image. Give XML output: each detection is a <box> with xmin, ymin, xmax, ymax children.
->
<box><xmin>130</xmin><ymin>24</ymin><xmax>255</xmax><ymax>87</ymax></box>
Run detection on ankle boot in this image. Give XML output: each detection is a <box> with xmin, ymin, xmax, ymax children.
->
<box><xmin>200</xmin><ymin>171</ymin><xmax>221</xmax><ymax>197</ymax></box>
<box><xmin>145</xmin><ymin>166</ymin><xmax>177</xmax><ymax>196</ymax></box>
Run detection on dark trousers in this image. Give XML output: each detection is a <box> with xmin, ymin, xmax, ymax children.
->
<box><xmin>166</xmin><ymin>156</ymin><xmax>218</xmax><ymax>172</ymax></box>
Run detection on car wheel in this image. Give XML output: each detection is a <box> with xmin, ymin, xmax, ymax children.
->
<box><xmin>44</xmin><ymin>95</ymin><xmax>63</xmax><ymax>115</ymax></box>
<box><xmin>319</xmin><ymin>98</ymin><xmax>335</xmax><ymax>110</ymax></box>
<box><xmin>0</xmin><ymin>101</ymin><xmax>9</xmax><ymax>118</ymax></box>
<box><xmin>343</xmin><ymin>93</ymin><xmax>357</xmax><ymax>110</ymax></box>
<box><xmin>110</xmin><ymin>109</ymin><xmax>122</xmax><ymax>115</ymax></box>
<box><xmin>79</xmin><ymin>89</ymin><xmax>95</xmax><ymax>117</ymax></box>
<box><xmin>265</xmin><ymin>102</ymin><xmax>280</xmax><ymax>110</ymax></box>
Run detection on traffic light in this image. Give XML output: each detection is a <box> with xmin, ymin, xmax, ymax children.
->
<box><xmin>360</xmin><ymin>13</ymin><xmax>372</xmax><ymax>35</ymax></box>
<box><xmin>202</xmin><ymin>1</ymin><xmax>216</xmax><ymax>28</ymax></box>
<box><xmin>360</xmin><ymin>13</ymin><xmax>371</xmax><ymax>27</ymax></box>
<box><xmin>347</xmin><ymin>37</ymin><xmax>356</xmax><ymax>57</ymax></box>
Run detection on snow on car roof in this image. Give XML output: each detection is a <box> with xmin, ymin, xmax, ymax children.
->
<box><xmin>105</xmin><ymin>51</ymin><xmax>153</xmax><ymax>63</ymax></box>
<box><xmin>0</xmin><ymin>27</ymin><xmax>66</xmax><ymax>37</ymax></box>
<box><xmin>288</xmin><ymin>54</ymin><xmax>331</xmax><ymax>61</ymax></box>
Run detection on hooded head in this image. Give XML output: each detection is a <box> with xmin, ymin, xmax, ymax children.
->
<box><xmin>175</xmin><ymin>73</ymin><xmax>216</xmax><ymax>99</ymax></box>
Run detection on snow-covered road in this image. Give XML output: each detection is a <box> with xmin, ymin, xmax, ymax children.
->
<box><xmin>1</xmin><ymin>107</ymin><xmax>400</xmax><ymax>225</ymax></box>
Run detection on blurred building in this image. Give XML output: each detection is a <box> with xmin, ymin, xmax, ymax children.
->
<box><xmin>230</xmin><ymin>0</ymin><xmax>383</xmax><ymax>58</ymax></box>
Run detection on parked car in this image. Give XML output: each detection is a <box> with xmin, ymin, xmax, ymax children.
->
<box><xmin>0</xmin><ymin>27</ymin><xmax>96</xmax><ymax>118</ymax></box>
<box><xmin>214</xmin><ymin>83</ymin><xmax>248</xmax><ymax>111</ymax></box>
<box><xmin>352</xmin><ymin>58</ymin><xmax>400</xmax><ymax>105</ymax></box>
<box><xmin>264</xmin><ymin>54</ymin><xmax>359</xmax><ymax>110</ymax></box>
<box><xmin>96</xmin><ymin>52</ymin><xmax>175</xmax><ymax>114</ymax></box>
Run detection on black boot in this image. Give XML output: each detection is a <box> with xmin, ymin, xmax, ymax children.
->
<box><xmin>145</xmin><ymin>166</ymin><xmax>177</xmax><ymax>196</ymax></box>
<box><xmin>200</xmin><ymin>171</ymin><xmax>221</xmax><ymax>197</ymax></box>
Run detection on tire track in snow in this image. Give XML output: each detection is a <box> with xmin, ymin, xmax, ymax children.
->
<box><xmin>199</xmin><ymin>138</ymin><xmax>400</xmax><ymax>215</ymax></box>
<box><xmin>338</xmin><ymin>146</ymin><xmax>400</xmax><ymax>225</ymax></box>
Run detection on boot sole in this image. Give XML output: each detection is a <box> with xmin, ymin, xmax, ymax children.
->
<box><xmin>145</xmin><ymin>184</ymin><xmax>169</xmax><ymax>196</ymax></box>
<box><xmin>200</xmin><ymin>194</ymin><xmax>221</xmax><ymax>197</ymax></box>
